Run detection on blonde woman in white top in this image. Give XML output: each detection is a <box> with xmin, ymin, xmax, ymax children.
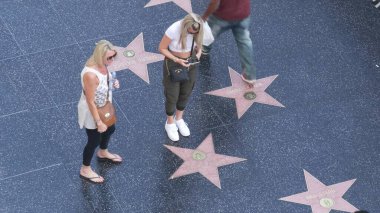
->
<box><xmin>159</xmin><ymin>13</ymin><xmax>204</xmax><ymax>142</ymax></box>
<box><xmin>78</xmin><ymin>40</ymin><xmax>122</xmax><ymax>184</ymax></box>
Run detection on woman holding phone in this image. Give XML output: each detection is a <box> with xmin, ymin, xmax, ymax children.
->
<box><xmin>159</xmin><ymin>13</ymin><xmax>204</xmax><ymax>142</ymax></box>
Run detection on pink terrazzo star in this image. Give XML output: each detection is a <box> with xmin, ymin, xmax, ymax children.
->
<box><xmin>144</xmin><ymin>0</ymin><xmax>192</xmax><ymax>14</ymax></box>
<box><xmin>279</xmin><ymin>170</ymin><xmax>358</xmax><ymax>213</ymax></box>
<box><xmin>164</xmin><ymin>133</ymin><xmax>246</xmax><ymax>189</ymax></box>
<box><xmin>205</xmin><ymin>67</ymin><xmax>284</xmax><ymax>119</ymax></box>
<box><xmin>107</xmin><ymin>33</ymin><xmax>164</xmax><ymax>84</ymax></box>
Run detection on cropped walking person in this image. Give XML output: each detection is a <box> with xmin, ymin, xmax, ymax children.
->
<box><xmin>202</xmin><ymin>0</ymin><xmax>257</xmax><ymax>85</ymax></box>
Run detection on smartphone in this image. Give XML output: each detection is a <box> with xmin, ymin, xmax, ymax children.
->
<box><xmin>186</xmin><ymin>57</ymin><xmax>200</xmax><ymax>65</ymax></box>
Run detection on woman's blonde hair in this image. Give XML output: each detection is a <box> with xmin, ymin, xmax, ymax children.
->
<box><xmin>86</xmin><ymin>40</ymin><xmax>116</xmax><ymax>67</ymax></box>
<box><xmin>179</xmin><ymin>13</ymin><xmax>204</xmax><ymax>50</ymax></box>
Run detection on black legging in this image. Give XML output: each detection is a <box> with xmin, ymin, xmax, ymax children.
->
<box><xmin>82</xmin><ymin>125</ymin><xmax>116</xmax><ymax>166</ymax></box>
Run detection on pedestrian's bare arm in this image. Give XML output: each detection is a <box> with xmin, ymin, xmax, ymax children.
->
<box><xmin>202</xmin><ymin>0</ymin><xmax>220</xmax><ymax>21</ymax></box>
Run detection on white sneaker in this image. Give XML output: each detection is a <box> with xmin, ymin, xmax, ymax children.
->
<box><xmin>175</xmin><ymin>119</ymin><xmax>190</xmax><ymax>137</ymax></box>
<box><xmin>165</xmin><ymin>121</ymin><xmax>179</xmax><ymax>142</ymax></box>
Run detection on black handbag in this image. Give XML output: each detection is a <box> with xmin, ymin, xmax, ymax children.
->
<box><xmin>166</xmin><ymin>59</ymin><xmax>189</xmax><ymax>82</ymax></box>
<box><xmin>166</xmin><ymin>39</ymin><xmax>195</xmax><ymax>83</ymax></box>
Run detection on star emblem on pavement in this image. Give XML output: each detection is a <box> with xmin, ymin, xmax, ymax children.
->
<box><xmin>164</xmin><ymin>133</ymin><xmax>246</xmax><ymax>189</ymax></box>
<box><xmin>279</xmin><ymin>170</ymin><xmax>358</xmax><ymax>213</ymax></box>
<box><xmin>205</xmin><ymin>67</ymin><xmax>284</xmax><ymax>119</ymax></box>
<box><xmin>107</xmin><ymin>33</ymin><xmax>164</xmax><ymax>84</ymax></box>
<box><xmin>144</xmin><ymin>0</ymin><xmax>193</xmax><ymax>14</ymax></box>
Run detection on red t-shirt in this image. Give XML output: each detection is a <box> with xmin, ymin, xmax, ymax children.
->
<box><xmin>214</xmin><ymin>0</ymin><xmax>250</xmax><ymax>21</ymax></box>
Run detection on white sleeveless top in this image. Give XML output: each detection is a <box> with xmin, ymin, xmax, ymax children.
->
<box><xmin>78</xmin><ymin>66</ymin><xmax>112</xmax><ymax>129</ymax></box>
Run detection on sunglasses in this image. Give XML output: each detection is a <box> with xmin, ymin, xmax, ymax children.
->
<box><xmin>107</xmin><ymin>53</ymin><xmax>117</xmax><ymax>61</ymax></box>
<box><xmin>188</xmin><ymin>22</ymin><xmax>200</xmax><ymax>34</ymax></box>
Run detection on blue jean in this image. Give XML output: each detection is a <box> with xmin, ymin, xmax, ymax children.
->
<box><xmin>203</xmin><ymin>15</ymin><xmax>256</xmax><ymax>80</ymax></box>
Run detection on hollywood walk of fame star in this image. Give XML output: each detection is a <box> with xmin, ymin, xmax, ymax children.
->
<box><xmin>279</xmin><ymin>170</ymin><xmax>358</xmax><ymax>213</ymax></box>
<box><xmin>205</xmin><ymin>67</ymin><xmax>284</xmax><ymax>119</ymax></box>
<box><xmin>107</xmin><ymin>33</ymin><xmax>164</xmax><ymax>84</ymax></box>
<box><xmin>164</xmin><ymin>133</ymin><xmax>246</xmax><ymax>189</ymax></box>
<box><xmin>144</xmin><ymin>0</ymin><xmax>193</xmax><ymax>14</ymax></box>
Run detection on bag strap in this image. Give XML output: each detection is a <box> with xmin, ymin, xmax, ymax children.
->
<box><xmin>190</xmin><ymin>38</ymin><xmax>195</xmax><ymax>57</ymax></box>
<box><xmin>165</xmin><ymin>59</ymin><xmax>170</xmax><ymax>75</ymax></box>
<box><xmin>190</xmin><ymin>37</ymin><xmax>194</xmax><ymax>57</ymax></box>
<box><xmin>105</xmin><ymin>69</ymin><xmax>110</xmax><ymax>100</ymax></box>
